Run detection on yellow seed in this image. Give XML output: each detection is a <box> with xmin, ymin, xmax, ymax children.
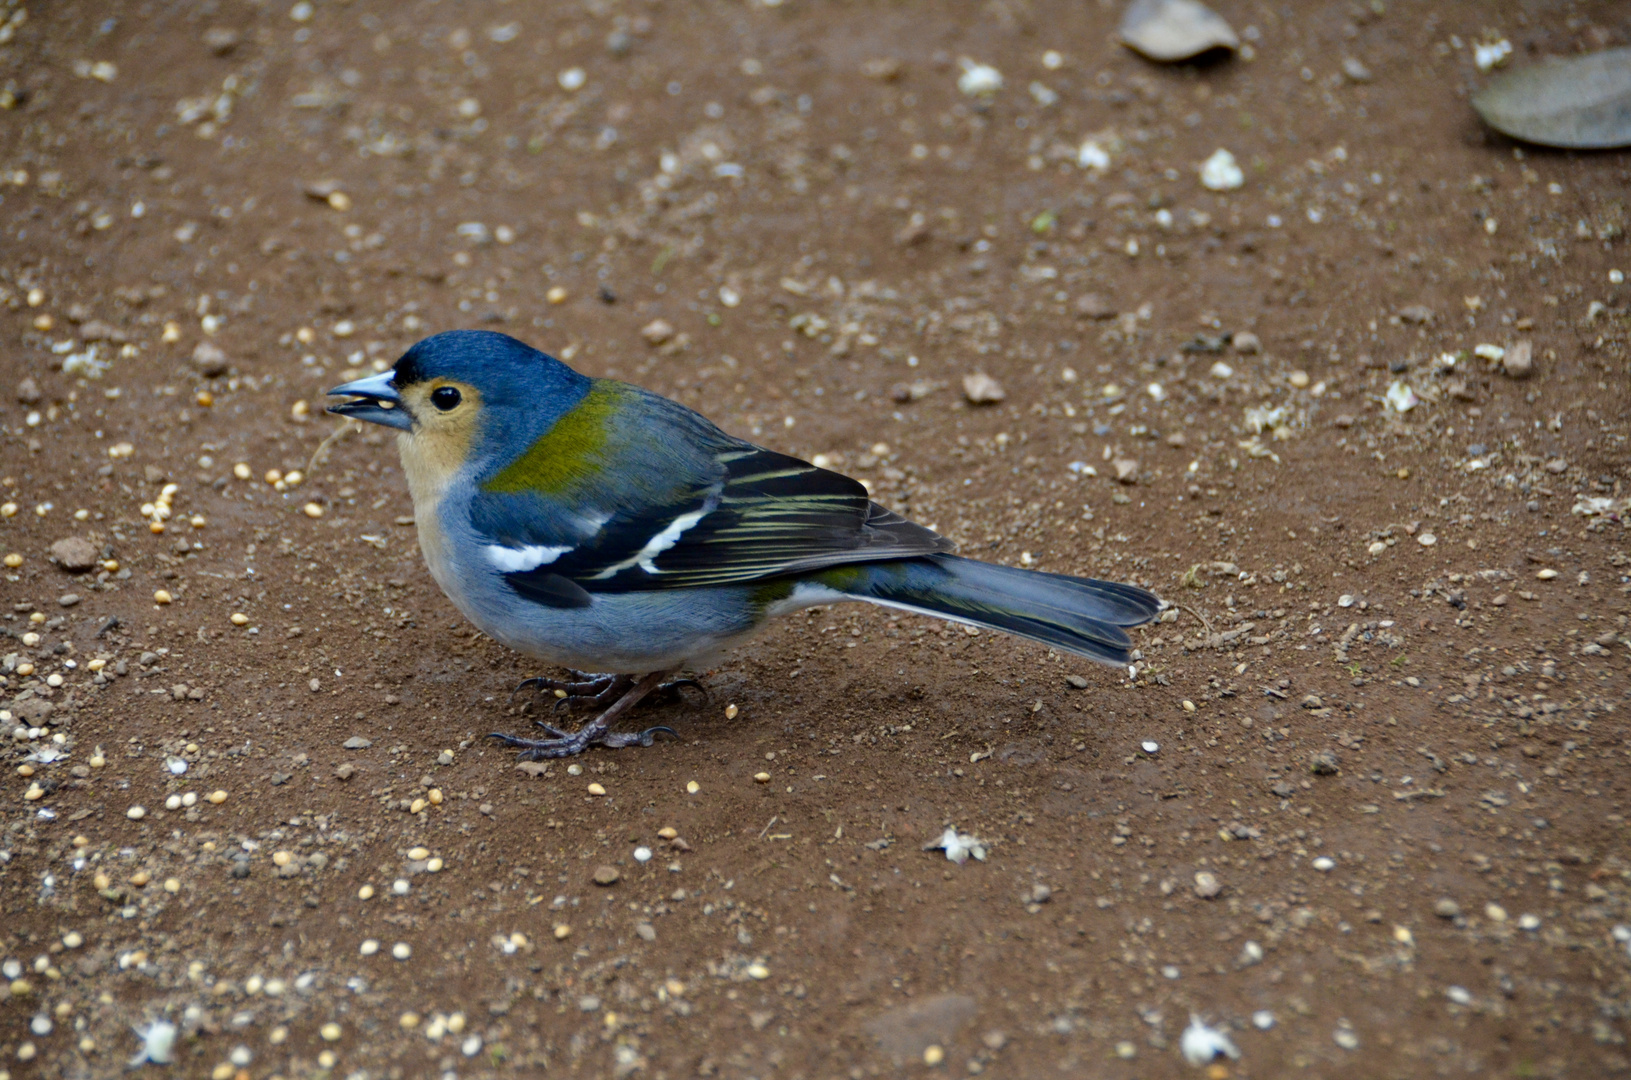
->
<box><xmin>427</xmin><ymin>788</ymin><xmax>443</xmax><ymax>805</ymax></box>
<box><xmin>195</xmin><ymin>390</ymin><xmax>214</xmax><ymax>407</ymax></box>
<box><xmin>327</xmin><ymin>191</ymin><xmax>351</xmax><ymax>211</ymax></box>
<box><xmin>149</xmin><ymin>521</ymin><xmax>166</xmax><ymax>534</ymax></box>
<box><xmin>62</xmin><ymin>931</ymin><xmax>83</xmax><ymax>948</ymax></box>
<box><xmin>26</xmin><ymin>288</ymin><xmax>44</xmax><ymax>306</ymax></box>
<box><xmin>284</xmin><ymin>470</ymin><xmax>303</xmax><ymax>486</ymax></box>
<box><xmin>399</xmin><ymin>1011</ymin><xmax>420</xmax><ymax>1029</ymax></box>
<box><xmin>161</xmin><ymin>321</ymin><xmax>182</xmax><ymax>342</ymax></box>
<box><xmin>409</xmin><ymin>798</ymin><xmax>427</xmax><ymax>814</ymax></box>
<box><xmin>93</xmin><ymin>872</ymin><xmax>111</xmax><ymax>890</ymax></box>
<box><xmin>72</xmin><ymin>836</ymin><xmax>88</xmax><ymax>847</ymax></box>
<box><xmin>553</xmin><ymin>923</ymin><xmax>571</xmax><ymax>939</ymax></box>
<box><xmin>101</xmin><ymin>560</ymin><xmax>119</xmax><ymax>572</ymax></box>
<box><xmin>753</xmin><ymin>772</ymin><xmax>771</xmax><ymax>783</ymax></box>
<box><xmin>586</xmin><ymin>782</ymin><xmax>606</xmax><ymax>796</ymax></box>
<box><xmin>212</xmin><ymin>1064</ymin><xmax>234</xmax><ymax>1080</ymax></box>
<box><xmin>358</xmin><ymin>885</ymin><xmax>375</xmax><ymax>900</ymax></box>
<box><xmin>18</xmin><ymin>764</ymin><xmax>34</xmax><ymax>777</ymax></box>
<box><xmin>129</xmin><ymin>870</ymin><xmax>150</xmax><ymax>887</ymax></box>
<box><xmin>303</xmin><ymin>503</ymin><xmax>324</xmax><ymax>518</ymax></box>
<box><xmin>320</xmin><ymin>1022</ymin><xmax>342</xmax><ymax>1042</ymax></box>
<box><xmin>1182</xmin><ymin>700</ymin><xmax>1196</xmax><ymax>712</ymax></box>
<box><xmin>126</xmin><ymin>805</ymin><xmax>146</xmax><ymax>820</ymax></box>
<box><xmin>207</xmin><ymin>789</ymin><xmax>227</xmax><ymax>804</ymax></box>
<box><xmin>264</xmin><ymin>469</ymin><xmax>282</xmax><ymax>484</ymax></box>
<box><xmin>164</xmin><ymin>878</ymin><xmax>180</xmax><ymax>893</ymax></box>
<box><xmin>88</xmin><ymin>658</ymin><xmax>106</xmax><ymax>672</ymax></box>
<box><xmin>233</xmin><ymin>463</ymin><xmax>251</xmax><ymax>480</ymax></box>
<box><xmin>686</xmin><ymin>780</ymin><xmax>700</xmax><ymax>794</ymax></box>
<box><xmin>318</xmin><ymin>1051</ymin><xmax>336</xmax><ymax>1068</ymax></box>
<box><xmin>407</xmin><ymin>846</ymin><xmax>430</xmax><ymax>860</ymax></box>
<box><xmin>924</xmin><ymin>1044</ymin><xmax>945</xmax><ymax>1066</ymax></box>
<box><xmin>17</xmin><ymin>662</ymin><xmax>35</xmax><ymax>676</ymax></box>
<box><xmin>290</xmin><ymin>400</ymin><xmax>310</xmax><ymax>420</ymax></box>
<box><xmin>272</xmin><ymin>851</ymin><xmax>293</xmax><ymax>867</ymax></box>
<box><xmin>230</xmin><ymin>613</ymin><xmax>249</xmax><ymax>626</ymax></box>
<box><xmin>89</xmin><ymin>754</ymin><xmax>106</xmax><ymax>768</ymax></box>
<box><xmin>426</xmin><ymin>857</ymin><xmax>443</xmax><ymax>873</ymax></box>
<box><xmin>24</xmin><ymin>784</ymin><xmax>44</xmax><ymax>801</ymax></box>
<box><xmin>746</xmin><ymin>962</ymin><xmax>770</xmax><ymax>980</ymax></box>
<box><xmin>658</xmin><ymin>827</ymin><xmax>678</xmax><ymax>840</ymax></box>
<box><xmin>296</xmin><ymin>327</ymin><xmax>316</xmax><ymax>344</ymax></box>
<box><xmin>546</xmin><ymin>286</ymin><xmax>568</xmax><ymax>304</ymax></box>
<box><xmin>153</xmin><ymin>589</ymin><xmax>173</xmax><ymax>605</ymax></box>
<box><xmin>0</xmin><ymin>503</ymin><xmax>16</xmax><ymax>518</ymax></box>
<box><xmin>3</xmin><ymin>553</ymin><xmax>21</xmax><ymax>568</ymax></box>
<box><xmin>725</xmin><ymin>703</ymin><xmax>739</xmax><ymax>720</ymax></box>
<box><xmin>33</xmin><ymin>313</ymin><xmax>54</xmax><ymax>331</ymax></box>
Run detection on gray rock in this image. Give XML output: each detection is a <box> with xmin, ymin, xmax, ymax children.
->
<box><xmin>342</xmin><ymin>736</ymin><xmax>373</xmax><ymax>750</ymax></box>
<box><xmin>16</xmin><ymin>376</ymin><xmax>40</xmax><ymax>404</ymax></box>
<box><xmin>50</xmin><ymin>537</ymin><xmax>99</xmax><ymax>573</ymax></box>
<box><xmin>1120</xmin><ymin>0</ymin><xmax>1238</xmax><ymax>63</ymax></box>
<box><xmin>191</xmin><ymin>341</ymin><xmax>229</xmax><ymax>377</ymax></box>
<box><xmin>1501</xmin><ymin>340</ymin><xmax>1533</xmax><ymax>379</ymax></box>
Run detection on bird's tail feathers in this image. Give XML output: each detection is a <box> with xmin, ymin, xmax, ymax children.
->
<box><xmin>831</xmin><ymin>554</ymin><xmax>1162</xmax><ymax>667</ymax></box>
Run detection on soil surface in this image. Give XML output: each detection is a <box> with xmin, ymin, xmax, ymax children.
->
<box><xmin>2</xmin><ymin>2</ymin><xmax>1630</xmax><ymax>1078</ymax></box>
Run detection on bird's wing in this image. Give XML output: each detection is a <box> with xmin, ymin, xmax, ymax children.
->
<box><xmin>467</xmin><ymin>395</ymin><xmax>951</xmax><ymax>605</ymax></box>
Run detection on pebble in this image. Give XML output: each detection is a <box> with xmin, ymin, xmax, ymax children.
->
<box><xmin>1200</xmin><ymin>148</ymin><xmax>1244</xmax><ymax>191</ymax></box>
<box><xmin>1252</xmin><ymin>1010</ymin><xmax>1276</xmax><ymax>1030</ymax></box>
<box><xmin>1433</xmin><ymin>898</ymin><xmax>1461</xmax><ymax>919</ymax></box>
<box><xmin>1193</xmin><ymin>871</ymin><xmax>1222</xmax><ymax>899</ymax></box>
<box><xmin>1416</xmin><ymin>533</ymin><xmax>1436</xmax><ymax>547</ymax></box>
<box><xmin>593</xmin><ymin>865</ymin><xmax>621</xmax><ymax>886</ymax></box>
<box><xmin>1535</xmin><ymin>569</ymin><xmax>1558</xmax><ymax>580</ymax></box>
<box><xmin>746</xmin><ymin>962</ymin><xmax>770</xmax><ymax>980</ymax></box>
<box><xmin>633</xmin><ymin>846</ymin><xmax>652</xmax><ymax>863</ymax></box>
<box><xmin>1312</xmin><ymin>856</ymin><xmax>1335</xmax><ymax>871</ymax></box>
<box><xmin>1333</xmin><ymin>1025</ymin><xmax>1360</xmax><ymax>1050</ymax></box>
<box><xmin>1140</xmin><ymin>741</ymin><xmax>1159</xmax><ymax>754</ymax></box>
<box><xmin>126</xmin><ymin>805</ymin><xmax>147</xmax><ymax>820</ymax></box>
<box><xmin>1501</xmin><ymin>340</ymin><xmax>1533</xmax><ymax>378</ymax></box>
<box><xmin>962</xmin><ymin>372</ymin><xmax>1006</xmax><ymax>404</ymax></box>
<box><xmin>49</xmin><ymin>537</ymin><xmax>99</xmax><ymax>572</ymax></box>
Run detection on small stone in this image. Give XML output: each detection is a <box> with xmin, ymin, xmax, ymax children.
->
<box><xmin>342</xmin><ymin>736</ymin><xmax>373</xmax><ymax>750</ymax></box>
<box><xmin>1120</xmin><ymin>0</ymin><xmax>1239</xmax><ymax>62</ymax></box>
<box><xmin>203</xmin><ymin>27</ymin><xmax>241</xmax><ymax>54</ymax></box>
<box><xmin>16</xmin><ymin>376</ymin><xmax>41</xmax><ymax>404</ymax></box>
<box><xmin>1232</xmin><ymin>331</ymin><xmax>1261</xmax><ymax>354</ymax></box>
<box><xmin>1501</xmin><ymin>340</ymin><xmax>1533</xmax><ymax>378</ymax></box>
<box><xmin>1433</xmin><ymin>897</ymin><xmax>1461</xmax><ymax>919</ymax></box>
<box><xmin>126</xmin><ymin>805</ymin><xmax>147</xmax><ymax>820</ymax></box>
<box><xmin>592</xmin><ymin>865</ymin><xmax>620</xmax><ymax>886</ymax></box>
<box><xmin>50</xmin><ymin>537</ymin><xmax>99</xmax><ymax>573</ymax></box>
<box><xmin>962</xmin><ymin>372</ymin><xmax>1006</xmax><ymax>404</ymax></box>
<box><xmin>640</xmin><ymin>319</ymin><xmax>674</xmax><ymax>346</ymax></box>
<box><xmin>1112</xmin><ymin>458</ymin><xmax>1140</xmax><ymax>484</ymax></box>
<box><xmin>58</xmin><ymin>593</ymin><xmax>80</xmax><ymax>607</ymax></box>
<box><xmin>1065</xmin><ymin>674</ymin><xmax>1090</xmax><ymax>689</ymax></box>
<box><xmin>1073</xmin><ymin>293</ymin><xmax>1115</xmax><ymax>320</ymax></box>
<box><xmin>1193</xmin><ymin>871</ymin><xmax>1222</xmax><ymax>899</ymax></box>
<box><xmin>1342</xmin><ymin>56</ymin><xmax>1373</xmax><ymax>82</ymax></box>
<box><xmin>1397</xmin><ymin>304</ymin><xmax>1434</xmax><ymax>324</ymax></box>
<box><xmin>191</xmin><ymin>341</ymin><xmax>230</xmax><ymax>377</ymax></box>
<box><xmin>1309</xmin><ymin>750</ymin><xmax>1340</xmax><ymax>775</ymax></box>
<box><xmin>1199</xmin><ymin>148</ymin><xmax>1244</xmax><ymax>191</ymax></box>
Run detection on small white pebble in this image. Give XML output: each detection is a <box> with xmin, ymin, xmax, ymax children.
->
<box><xmin>1180</xmin><ymin>1015</ymin><xmax>1240</xmax><ymax>1066</ymax></box>
<box><xmin>633</xmin><ymin>846</ymin><xmax>652</xmax><ymax>863</ymax></box>
<box><xmin>1200</xmin><ymin>148</ymin><xmax>1244</xmax><ymax>191</ymax></box>
<box><xmin>1518</xmin><ymin>913</ymin><xmax>1541</xmax><ymax>931</ymax></box>
<box><xmin>392</xmin><ymin>878</ymin><xmax>410</xmax><ymax>896</ymax></box>
<box><xmin>558</xmin><ymin>67</ymin><xmax>586</xmax><ymax>91</ymax></box>
<box><xmin>1140</xmin><ymin>740</ymin><xmax>1159</xmax><ymax>754</ymax></box>
<box><xmin>1252</xmin><ymin>1010</ymin><xmax>1276</xmax><ymax>1030</ymax></box>
<box><xmin>1445</xmin><ymin>986</ymin><xmax>1473</xmax><ymax>1005</ymax></box>
<box><xmin>1312</xmin><ymin>856</ymin><xmax>1336</xmax><ymax>872</ymax></box>
<box><xmin>745</xmin><ymin>962</ymin><xmax>770</xmax><ymax>980</ymax></box>
<box><xmin>126</xmin><ymin>805</ymin><xmax>147</xmax><ymax>821</ymax></box>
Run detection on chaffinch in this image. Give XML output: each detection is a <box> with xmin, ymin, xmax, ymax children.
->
<box><xmin>328</xmin><ymin>330</ymin><xmax>1163</xmax><ymax>759</ymax></box>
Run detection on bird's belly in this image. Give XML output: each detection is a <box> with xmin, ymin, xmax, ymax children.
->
<box><xmin>455</xmin><ymin>583</ymin><xmax>766</xmax><ymax>674</ymax></box>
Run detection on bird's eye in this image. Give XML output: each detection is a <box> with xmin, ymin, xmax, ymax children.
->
<box><xmin>430</xmin><ymin>386</ymin><xmax>462</xmax><ymax>412</ymax></box>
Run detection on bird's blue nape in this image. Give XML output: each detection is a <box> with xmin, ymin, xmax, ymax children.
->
<box><xmin>394</xmin><ymin>330</ymin><xmax>593</xmax><ymax>467</ymax></box>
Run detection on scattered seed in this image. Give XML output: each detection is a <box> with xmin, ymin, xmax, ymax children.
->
<box><xmin>407</xmin><ymin>846</ymin><xmax>430</xmax><ymax>860</ymax></box>
<box><xmin>1535</xmin><ymin>568</ymin><xmax>1558</xmax><ymax>580</ymax></box>
<box><xmin>553</xmin><ymin>924</ymin><xmax>572</xmax><ymax>940</ymax></box>
<box><xmin>746</xmin><ymin>962</ymin><xmax>770</xmax><ymax>980</ymax></box>
<box><xmin>153</xmin><ymin>590</ymin><xmax>173</xmax><ymax>605</ymax></box>
<box><xmin>633</xmin><ymin>846</ymin><xmax>652</xmax><ymax>862</ymax></box>
<box><xmin>1141</xmin><ymin>740</ymin><xmax>1160</xmax><ymax>754</ymax></box>
<box><xmin>686</xmin><ymin>780</ymin><xmax>701</xmax><ymax>794</ymax></box>
<box><xmin>658</xmin><ymin>827</ymin><xmax>678</xmax><ymax>840</ymax></box>
<box><xmin>1312</xmin><ymin>856</ymin><xmax>1335</xmax><ymax>871</ymax></box>
<box><xmin>303</xmin><ymin>502</ymin><xmax>324</xmax><ymax>518</ymax></box>
<box><xmin>320</xmin><ymin>1022</ymin><xmax>342</xmax><ymax>1041</ymax></box>
<box><xmin>126</xmin><ymin>805</ymin><xmax>147</xmax><ymax>820</ymax></box>
<box><xmin>390</xmin><ymin>943</ymin><xmax>411</xmax><ymax>960</ymax></box>
<box><xmin>586</xmin><ymin>782</ymin><xmax>606</xmax><ymax>796</ymax></box>
<box><xmin>358</xmin><ymin>885</ymin><xmax>375</xmax><ymax>900</ymax></box>
<box><xmin>923</xmin><ymin>1044</ymin><xmax>945</xmax><ymax>1066</ymax></box>
<box><xmin>753</xmin><ymin>771</ymin><xmax>771</xmax><ymax>783</ymax></box>
<box><xmin>208</xmin><ymin>790</ymin><xmax>228</xmax><ymax>804</ymax></box>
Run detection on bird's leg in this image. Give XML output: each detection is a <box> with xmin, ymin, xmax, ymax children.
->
<box><xmin>491</xmin><ymin>670</ymin><xmax>680</xmax><ymax>760</ymax></box>
<box><xmin>511</xmin><ymin>671</ymin><xmax>630</xmax><ymax>707</ymax></box>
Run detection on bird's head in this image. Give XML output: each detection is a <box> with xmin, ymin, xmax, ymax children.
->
<box><xmin>327</xmin><ymin>330</ymin><xmax>591</xmax><ymax>474</ymax></box>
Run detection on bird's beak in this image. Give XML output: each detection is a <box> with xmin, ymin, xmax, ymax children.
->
<box><xmin>326</xmin><ymin>370</ymin><xmax>412</xmax><ymax>431</ymax></box>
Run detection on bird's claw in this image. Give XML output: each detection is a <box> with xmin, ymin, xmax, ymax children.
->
<box><xmin>489</xmin><ymin>723</ymin><xmax>677</xmax><ymax>760</ymax></box>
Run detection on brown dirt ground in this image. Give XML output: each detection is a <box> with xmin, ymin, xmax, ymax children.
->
<box><xmin>3</xmin><ymin>1</ymin><xmax>1630</xmax><ymax>1078</ymax></box>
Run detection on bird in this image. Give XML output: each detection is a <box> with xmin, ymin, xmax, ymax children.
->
<box><xmin>328</xmin><ymin>330</ymin><xmax>1164</xmax><ymax>760</ymax></box>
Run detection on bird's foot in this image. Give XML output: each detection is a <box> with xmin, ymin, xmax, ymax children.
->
<box><xmin>490</xmin><ymin>721</ymin><xmax>678</xmax><ymax>760</ymax></box>
<box><xmin>493</xmin><ymin>670</ymin><xmax>680</xmax><ymax>760</ymax></box>
<box><xmin>512</xmin><ymin>671</ymin><xmax>630</xmax><ymax>707</ymax></box>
